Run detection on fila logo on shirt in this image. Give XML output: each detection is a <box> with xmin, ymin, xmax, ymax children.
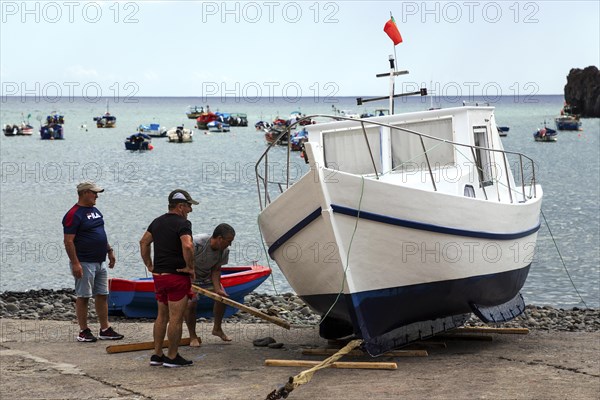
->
<box><xmin>86</xmin><ymin>212</ymin><xmax>101</xmax><ymax>220</ymax></box>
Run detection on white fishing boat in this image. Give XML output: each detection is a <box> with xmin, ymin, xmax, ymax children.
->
<box><xmin>166</xmin><ymin>126</ymin><xmax>193</xmax><ymax>143</ymax></box>
<box><xmin>255</xmin><ymin>59</ymin><xmax>544</xmax><ymax>356</ymax></box>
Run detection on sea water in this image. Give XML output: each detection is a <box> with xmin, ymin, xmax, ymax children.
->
<box><xmin>0</xmin><ymin>96</ymin><xmax>598</xmax><ymax>308</ymax></box>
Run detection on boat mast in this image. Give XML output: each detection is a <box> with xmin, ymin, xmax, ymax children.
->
<box><xmin>356</xmin><ymin>57</ymin><xmax>425</xmax><ymax>114</ymax></box>
<box><xmin>388</xmin><ymin>55</ymin><xmax>396</xmax><ymax>114</ymax></box>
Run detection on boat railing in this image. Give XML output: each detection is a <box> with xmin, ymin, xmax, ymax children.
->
<box><xmin>255</xmin><ymin>115</ymin><xmax>538</xmax><ymax>211</ymax></box>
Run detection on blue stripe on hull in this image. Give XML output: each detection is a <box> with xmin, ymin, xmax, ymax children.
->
<box><xmin>301</xmin><ymin>265</ymin><xmax>530</xmax><ymax>340</ymax></box>
<box><xmin>331</xmin><ymin>204</ymin><xmax>541</xmax><ymax>240</ymax></box>
<box><xmin>268</xmin><ymin>207</ymin><xmax>321</xmax><ymax>258</ymax></box>
<box><xmin>267</xmin><ymin>205</ymin><xmax>540</xmax><ymax>257</ymax></box>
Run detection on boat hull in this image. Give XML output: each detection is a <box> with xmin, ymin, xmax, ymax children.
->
<box><xmin>555</xmin><ymin>117</ymin><xmax>581</xmax><ymax>131</ymax></box>
<box><xmin>124</xmin><ymin>141</ymin><xmax>151</xmax><ymax>151</ymax></box>
<box><xmin>108</xmin><ymin>265</ymin><xmax>271</xmax><ymax>318</ymax></box>
<box><xmin>40</xmin><ymin>125</ymin><xmax>64</xmax><ymax>140</ymax></box>
<box><xmin>259</xmin><ymin>156</ymin><xmax>541</xmax><ymax>354</ymax></box>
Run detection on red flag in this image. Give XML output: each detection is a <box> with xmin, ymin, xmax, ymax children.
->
<box><xmin>384</xmin><ymin>16</ymin><xmax>403</xmax><ymax>45</ymax></box>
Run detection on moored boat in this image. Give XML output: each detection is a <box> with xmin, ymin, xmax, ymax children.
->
<box><xmin>255</xmin><ymin>59</ymin><xmax>543</xmax><ymax>356</ymax></box>
<box><xmin>555</xmin><ymin>103</ymin><xmax>582</xmax><ymax>131</ymax></box>
<box><xmin>40</xmin><ymin>113</ymin><xmax>64</xmax><ymax>140</ymax></box>
<box><xmin>229</xmin><ymin>113</ymin><xmax>248</xmax><ymax>127</ymax></box>
<box><xmin>255</xmin><ymin>120</ymin><xmax>272</xmax><ymax>130</ymax></box>
<box><xmin>207</xmin><ymin>120</ymin><xmax>231</xmax><ymax>132</ymax></box>
<box><xmin>124</xmin><ymin>132</ymin><xmax>153</xmax><ymax>151</ymax></box>
<box><xmin>108</xmin><ymin>265</ymin><xmax>271</xmax><ymax>318</ymax></box>
<box><xmin>196</xmin><ymin>112</ymin><xmax>218</xmax><ymax>129</ymax></box>
<box><xmin>554</xmin><ymin>115</ymin><xmax>581</xmax><ymax>131</ymax></box>
<box><xmin>264</xmin><ymin>126</ymin><xmax>289</xmax><ymax>146</ymax></box>
<box><xmin>93</xmin><ymin>113</ymin><xmax>116</xmax><ymax>128</ymax></box>
<box><xmin>166</xmin><ymin>125</ymin><xmax>193</xmax><ymax>142</ymax></box>
<box><xmin>93</xmin><ymin>102</ymin><xmax>116</xmax><ymax>128</ymax></box>
<box><xmin>138</xmin><ymin>123</ymin><xmax>167</xmax><ymax>138</ymax></box>
<box><xmin>498</xmin><ymin>126</ymin><xmax>509</xmax><ymax>137</ymax></box>
<box><xmin>289</xmin><ymin>127</ymin><xmax>309</xmax><ymax>151</ymax></box>
<box><xmin>186</xmin><ymin>105</ymin><xmax>204</xmax><ymax>119</ymax></box>
<box><xmin>3</xmin><ymin>115</ymin><xmax>34</xmax><ymax>136</ymax></box>
<box><xmin>533</xmin><ymin>124</ymin><xmax>558</xmax><ymax>142</ymax></box>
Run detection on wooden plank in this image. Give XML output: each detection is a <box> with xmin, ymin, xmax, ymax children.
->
<box><xmin>265</xmin><ymin>359</ymin><xmax>397</xmax><ymax>370</ymax></box>
<box><xmin>407</xmin><ymin>341</ymin><xmax>447</xmax><ymax>349</ymax></box>
<box><xmin>191</xmin><ymin>284</ymin><xmax>291</xmax><ymax>330</ymax></box>
<box><xmin>454</xmin><ymin>327</ymin><xmax>530</xmax><ymax>335</ymax></box>
<box><xmin>302</xmin><ymin>348</ymin><xmax>428</xmax><ymax>357</ymax></box>
<box><xmin>435</xmin><ymin>334</ymin><xmax>493</xmax><ymax>341</ymax></box>
<box><xmin>106</xmin><ymin>338</ymin><xmax>191</xmax><ymax>354</ymax></box>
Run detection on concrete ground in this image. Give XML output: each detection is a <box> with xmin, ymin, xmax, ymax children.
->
<box><xmin>0</xmin><ymin>318</ymin><xmax>598</xmax><ymax>400</ymax></box>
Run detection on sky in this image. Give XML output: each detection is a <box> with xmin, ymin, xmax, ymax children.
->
<box><xmin>1</xmin><ymin>0</ymin><xmax>599</xmax><ymax>99</ymax></box>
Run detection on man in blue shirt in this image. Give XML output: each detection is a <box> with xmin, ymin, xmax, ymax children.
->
<box><xmin>63</xmin><ymin>181</ymin><xmax>123</xmax><ymax>342</ymax></box>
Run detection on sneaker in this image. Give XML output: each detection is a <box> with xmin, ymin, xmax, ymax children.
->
<box><xmin>77</xmin><ymin>328</ymin><xmax>97</xmax><ymax>342</ymax></box>
<box><xmin>150</xmin><ymin>354</ymin><xmax>164</xmax><ymax>366</ymax></box>
<box><xmin>162</xmin><ymin>353</ymin><xmax>193</xmax><ymax>368</ymax></box>
<box><xmin>98</xmin><ymin>326</ymin><xmax>124</xmax><ymax>340</ymax></box>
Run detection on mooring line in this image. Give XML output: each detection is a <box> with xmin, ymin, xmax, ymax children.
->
<box><xmin>540</xmin><ymin>209</ymin><xmax>588</xmax><ymax>308</ymax></box>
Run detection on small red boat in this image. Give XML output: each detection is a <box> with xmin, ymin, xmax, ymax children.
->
<box><xmin>196</xmin><ymin>112</ymin><xmax>219</xmax><ymax>129</ymax></box>
<box><xmin>108</xmin><ymin>265</ymin><xmax>271</xmax><ymax>318</ymax></box>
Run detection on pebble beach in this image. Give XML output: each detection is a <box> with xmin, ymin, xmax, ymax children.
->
<box><xmin>1</xmin><ymin>288</ymin><xmax>598</xmax><ymax>333</ymax></box>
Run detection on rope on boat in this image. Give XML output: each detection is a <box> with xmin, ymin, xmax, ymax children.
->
<box><xmin>540</xmin><ymin>209</ymin><xmax>588</xmax><ymax>308</ymax></box>
<box><xmin>265</xmin><ymin>339</ymin><xmax>363</xmax><ymax>400</ymax></box>
<box><xmin>319</xmin><ymin>176</ymin><xmax>365</xmax><ymax>325</ymax></box>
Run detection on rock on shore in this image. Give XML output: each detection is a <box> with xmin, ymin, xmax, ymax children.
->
<box><xmin>564</xmin><ymin>65</ymin><xmax>600</xmax><ymax>117</ymax></box>
<box><xmin>1</xmin><ymin>289</ymin><xmax>598</xmax><ymax>332</ymax></box>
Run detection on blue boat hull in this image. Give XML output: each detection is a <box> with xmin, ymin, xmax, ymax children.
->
<box><xmin>40</xmin><ymin>124</ymin><xmax>64</xmax><ymax>140</ymax></box>
<box><xmin>302</xmin><ymin>265</ymin><xmax>530</xmax><ymax>352</ymax></box>
<box><xmin>124</xmin><ymin>141</ymin><xmax>150</xmax><ymax>151</ymax></box>
<box><xmin>555</xmin><ymin>120</ymin><xmax>581</xmax><ymax>130</ymax></box>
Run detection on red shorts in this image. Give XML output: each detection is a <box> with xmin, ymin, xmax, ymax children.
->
<box><xmin>153</xmin><ymin>274</ymin><xmax>191</xmax><ymax>304</ymax></box>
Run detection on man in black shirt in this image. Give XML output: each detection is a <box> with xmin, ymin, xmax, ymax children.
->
<box><xmin>140</xmin><ymin>189</ymin><xmax>198</xmax><ymax>368</ymax></box>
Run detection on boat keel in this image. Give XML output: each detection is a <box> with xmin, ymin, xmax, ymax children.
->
<box><xmin>470</xmin><ymin>292</ymin><xmax>526</xmax><ymax>323</ymax></box>
<box><xmin>362</xmin><ymin>313</ymin><xmax>471</xmax><ymax>356</ymax></box>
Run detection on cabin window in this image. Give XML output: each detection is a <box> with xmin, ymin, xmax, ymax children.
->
<box><xmin>464</xmin><ymin>185</ymin><xmax>476</xmax><ymax>198</ymax></box>
<box><xmin>323</xmin><ymin>126</ymin><xmax>382</xmax><ymax>175</ymax></box>
<box><xmin>473</xmin><ymin>125</ymin><xmax>493</xmax><ymax>186</ymax></box>
<box><xmin>390</xmin><ymin>118</ymin><xmax>454</xmax><ymax>171</ymax></box>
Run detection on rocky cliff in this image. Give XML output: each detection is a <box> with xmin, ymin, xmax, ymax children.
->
<box><xmin>564</xmin><ymin>66</ymin><xmax>600</xmax><ymax>117</ymax></box>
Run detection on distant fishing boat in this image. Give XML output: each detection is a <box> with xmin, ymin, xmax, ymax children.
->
<box><xmin>229</xmin><ymin>113</ymin><xmax>249</xmax><ymax>127</ymax></box>
<box><xmin>186</xmin><ymin>105</ymin><xmax>204</xmax><ymax>119</ymax></box>
<box><xmin>166</xmin><ymin>125</ymin><xmax>193</xmax><ymax>142</ymax></box>
<box><xmin>498</xmin><ymin>126</ymin><xmax>510</xmax><ymax>137</ymax></box>
<box><xmin>138</xmin><ymin>123</ymin><xmax>167</xmax><ymax>138</ymax></box>
<box><xmin>555</xmin><ymin>103</ymin><xmax>582</xmax><ymax>131</ymax></box>
<box><xmin>534</xmin><ymin>122</ymin><xmax>558</xmax><ymax>142</ymax></box>
<box><xmin>40</xmin><ymin>113</ymin><xmax>64</xmax><ymax>140</ymax></box>
<box><xmin>554</xmin><ymin>115</ymin><xmax>581</xmax><ymax>131</ymax></box>
<box><xmin>3</xmin><ymin>114</ymin><xmax>34</xmax><ymax>136</ymax></box>
<box><xmin>124</xmin><ymin>132</ymin><xmax>153</xmax><ymax>151</ymax></box>
<box><xmin>93</xmin><ymin>102</ymin><xmax>116</xmax><ymax>128</ymax></box>
<box><xmin>207</xmin><ymin>120</ymin><xmax>230</xmax><ymax>132</ymax></box>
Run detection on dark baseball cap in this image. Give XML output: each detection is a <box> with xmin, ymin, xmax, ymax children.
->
<box><xmin>168</xmin><ymin>189</ymin><xmax>199</xmax><ymax>205</ymax></box>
